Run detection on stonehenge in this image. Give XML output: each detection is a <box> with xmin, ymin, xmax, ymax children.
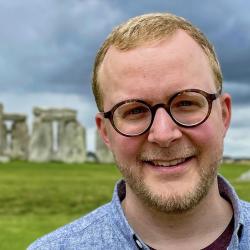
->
<box><xmin>29</xmin><ymin>107</ymin><xmax>86</xmax><ymax>163</ymax></box>
<box><xmin>0</xmin><ymin>103</ymin><xmax>4</xmax><ymax>155</ymax></box>
<box><xmin>95</xmin><ymin>131</ymin><xmax>114</xmax><ymax>163</ymax></box>
<box><xmin>0</xmin><ymin>103</ymin><xmax>29</xmax><ymax>161</ymax></box>
<box><xmin>0</xmin><ymin>103</ymin><xmax>114</xmax><ymax>163</ymax></box>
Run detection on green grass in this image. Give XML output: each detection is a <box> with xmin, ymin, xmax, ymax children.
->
<box><xmin>0</xmin><ymin>162</ymin><xmax>121</xmax><ymax>249</ymax></box>
<box><xmin>219</xmin><ymin>163</ymin><xmax>250</xmax><ymax>201</ymax></box>
<box><xmin>0</xmin><ymin>161</ymin><xmax>249</xmax><ymax>250</ymax></box>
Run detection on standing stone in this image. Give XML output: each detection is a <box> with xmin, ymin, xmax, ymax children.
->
<box><xmin>0</xmin><ymin>103</ymin><xmax>4</xmax><ymax>155</ymax></box>
<box><xmin>1</xmin><ymin>123</ymin><xmax>7</xmax><ymax>154</ymax></box>
<box><xmin>238</xmin><ymin>171</ymin><xmax>250</xmax><ymax>181</ymax></box>
<box><xmin>0</xmin><ymin>155</ymin><xmax>10</xmax><ymax>163</ymax></box>
<box><xmin>11</xmin><ymin>120</ymin><xmax>29</xmax><ymax>160</ymax></box>
<box><xmin>1</xmin><ymin>111</ymin><xmax>29</xmax><ymax>160</ymax></box>
<box><xmin>95</xmin><ymin>130</ymin><xmax>114</xmax><ymax>163</ymax></box>
<box><xmin>0</xmin><ymin>104</ymin><xmax>10</xmax><ymax>162</ymax></box>
<box><xmin>29</xmin><ymin>121</ymin><xmax>53</xmax><ymax>162</ymax></box>
<box><xmin>0</xmin><ymin>122</ymin><xmax>9</xmax><ymax>163</ymax></box>
<box><xmin>58</xmin><ymin>121</ymin><xmax>86</xmax><ymax>163</ymax></box>
<box><xmin>4</xmin><ymin>127</ymin><xmax>11</xmax><ymax>157</ymax></box>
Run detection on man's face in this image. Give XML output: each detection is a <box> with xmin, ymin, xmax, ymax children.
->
<box><xmin>96</xmin><ymin>30</ymin><xmax>231</xmax><ymax>213</ymax></box>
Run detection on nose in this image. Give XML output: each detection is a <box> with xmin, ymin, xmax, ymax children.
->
<box><xmin>147</xmin><ymin>107</ymin><xmax>182</xmax><ymax>147</ymax></box>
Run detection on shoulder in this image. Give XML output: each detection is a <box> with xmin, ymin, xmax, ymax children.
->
<box><xmin>239</xmin><ymin>199</ymin><xmax>250</xmax><ymax>220</ymax></box>
<box><xmin>240</xmin><ymin>199</ymin><xmax>250</xmax><ymax>213</ymax></box>
<box><xmin>238</xmin><ymin>200</ymin><xmax>250</xmax><ymax>246</ymax></box>
<box><xmin>28</xmin><ymin>203</ymin><xmax>122</xmax><ymax>250</ymax></box>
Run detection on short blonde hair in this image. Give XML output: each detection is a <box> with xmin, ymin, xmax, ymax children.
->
<box><xmin>92</xmin><ymin>13</ymin><xmax>222</xmax><ymax>111</ymax></box>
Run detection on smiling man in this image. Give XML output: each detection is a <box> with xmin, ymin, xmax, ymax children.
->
<box><xmin>29</xmin><ymin>13</ymin><xmax>250</xmax><ymax>250</ymax></box>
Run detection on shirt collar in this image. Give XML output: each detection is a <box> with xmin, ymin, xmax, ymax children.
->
<box><xmin>217</xmin><ymin>175</ymin><xmax>244</xmax><ymax>240</ymax></box>
<box><xmin>110</xmin><ymin>180</ymin><xmax>137</xmax><ymax>241</ymax></box>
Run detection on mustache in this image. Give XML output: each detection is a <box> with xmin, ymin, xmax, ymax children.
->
<box><xmin>138</xmin><ymin>146</ymin><xmax>199</xmax><ymax>161</ymax></box>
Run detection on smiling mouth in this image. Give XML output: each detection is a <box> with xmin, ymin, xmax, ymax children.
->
<box><xmin>143</xmin><ymin>156</ymin><xmax>193</xmax><ymax>168</ymax></box>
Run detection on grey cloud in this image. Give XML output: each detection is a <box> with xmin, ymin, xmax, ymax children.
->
<box><xmin>0</xmin><ymin>0</ymin><xmax>121</xmax><ymax>95</ymax></box>
<box><xmin>224</xmin><ymin>82</ymin><xmax>250</xmax><ymax>105</ymax></box>
<box><xmin>104</xmin><ymin>1</ymin><xmax>250</xmax><ymax>84</ymax></box>
<box><xmin>230</xmin><ymin>110</ymin><xmax>250</xmax><ymax>129</ymax></box>
<box><xmin>0</xmin><ymin>0</ymin><xmax>249</xmax><ymax>100</ymax></box>
<box><xmin>225</xmin><ymin>126</ymin><xmax>250</xmax><ymax>157</ymax></box>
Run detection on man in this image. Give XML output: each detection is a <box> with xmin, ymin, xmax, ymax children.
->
<box><xmin>29</xmin><ymin>13</ymin><xmax>250</xmax><ymax>250</ymax></box>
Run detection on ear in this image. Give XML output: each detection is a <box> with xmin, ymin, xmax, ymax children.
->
<box><xmin>220</xmin><ymin>93</ymin><xmax>232</xmax><ymax>137</ymax></box>
<box><xmin>95</xmin><ymin>113</ymin><xmax>112</xmax><ymax>149</ymax></box>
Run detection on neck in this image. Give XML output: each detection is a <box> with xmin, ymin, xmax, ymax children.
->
<box><xmin>122</xmin><ymin>178</ymin><xmax>233</xmax><ymax>249</ymax></box>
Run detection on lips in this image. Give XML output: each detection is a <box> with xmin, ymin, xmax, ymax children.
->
<box><xmin>143</xmin><ymin>156</ymin><xmax>193</xmax><ymax>168</ymax></box>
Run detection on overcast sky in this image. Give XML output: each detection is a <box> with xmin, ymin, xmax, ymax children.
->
<box><xmin>0</xmin><ymin>0</ymin><xmax>249</xmax><ymax>157</ymax></box>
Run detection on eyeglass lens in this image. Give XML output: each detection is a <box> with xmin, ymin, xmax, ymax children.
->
<box><xmin>111</xmin><ymin>91</ymin><xmax>211</xmax><ymax>136</ymax></box>
<box><xmin>170</xmin><ymin>92</ymin><xmax>208</xmax><ymax>125</ymax></box>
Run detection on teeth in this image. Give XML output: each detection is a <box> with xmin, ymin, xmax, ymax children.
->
<box><xmin>151</xmin><ymin>158</ymin><xmax>187</xmax><ymax>167</ymax></box>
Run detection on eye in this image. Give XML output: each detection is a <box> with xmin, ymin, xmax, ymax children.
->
<box><xmin>115</xmin><ymin>102</ymin><xmax>150</xmax><ymax>121</ymax></box>
<box><xmin>176</xmin><ymin>100</ymin><xmax>194</xmax><ymax>107</ymax></box>
<box><xmin>123</xmin><ymin>106</ymin><xmax>149</xmax><ymax>117</ymax></box>
<box><xmin>171</xmin><ymin>95</ymin><xmax>206</xmax><ymax>110</ymax></box>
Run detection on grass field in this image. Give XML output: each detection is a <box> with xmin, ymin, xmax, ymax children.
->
<box><xmin>0</xmin><ymin>161</ymin><xmax>249</xmax><ymax>249</ymax></box>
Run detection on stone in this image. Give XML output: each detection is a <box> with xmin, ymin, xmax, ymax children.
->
<box><xmin>29</xmin><ymin>121</ymin><xmax>53</xmax><ymax>162</ymax></box>
<box><xmin>95</xmin><ymin>130</ymin><xmax>114</xmax><ymax>163</ymax></box>
<box><xmin>1</xmin><ymin>123</ymin><xmax>7</xmax><ymax>154</ymax></box>
<box><xmin>33</xmin><ymin>107</ymin><xmax>76</xmax><ymax>121</ymax></box>
<box><xmin>0</xmin><ymin>104</ymin><xmax>29</xmax><ymax>160</ymax></box>
<box><xmin>0</xmin><ymin>155</ymin><xmax>10</xmax><ymax>163</ymax></box>
<box><xmin>57</xmin><ymin>121</ymin><xmax>86</xmax><ymax>163</ymax></box>
<box><xmin>11</xmin><ymin>121</ymin><xmax>29</xmax><ymax>160</ymax></box>
<box><xmin>0</xmin><ymin>103</ymin><xmax>4</xmax><ymax>155</ymax></box>
<box><xmin>3</xmin><ymin>113</ymin><xmax>26</xmax><ymax>121</ymax></box>
<box><xmin>238</xmin><ymin>171</ymin><xmax>250</xmax><ymax>181</ymax></box>
<box><xmin>29</xmin><ymin>107</ymin><xmax>86</xmax><ymax>163</ymax></box>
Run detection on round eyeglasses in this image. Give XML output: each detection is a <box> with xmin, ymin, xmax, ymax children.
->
<box><xmin>102</xmin><ymin>88</ymin><xmax>221</xmax><ymax>137</ymax></box>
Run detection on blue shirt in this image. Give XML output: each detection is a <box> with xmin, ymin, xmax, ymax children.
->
<box><xmin>28</xmin><ymin>176</ymin><xmax>250</xmax><ymax>250</ymax></box>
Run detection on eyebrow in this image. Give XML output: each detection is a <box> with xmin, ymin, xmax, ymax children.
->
<box><xmin>111</xmin><ymin>92</ymin><xmax>176</xmax><ymax>107</ymax></box>
<box><xmin>107</xmin><ymin>88</ymin><xmax>220</xmax><ymax>109</ymax></box>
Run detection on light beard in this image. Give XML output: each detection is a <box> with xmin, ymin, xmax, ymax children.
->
<box><xmin>114</xmin><ymin>149</ymin><xmax>222</xmax><ymax>214</ymax></box>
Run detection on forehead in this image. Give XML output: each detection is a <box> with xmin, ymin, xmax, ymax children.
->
<box><xmin>98</xmin><ymin>30</ymin><xmax>215</xmax><ymax>108</ymax></box>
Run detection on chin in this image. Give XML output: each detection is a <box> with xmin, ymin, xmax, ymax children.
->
<box><xmin>126</xmin><ymin>162</ymin><xmax>217</xmax><ymax>213</ymax></box>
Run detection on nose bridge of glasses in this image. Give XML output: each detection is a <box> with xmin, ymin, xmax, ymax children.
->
<box><xmin>149</xmin><ymin>102</ymin><xmax>181</xmax><ymax>139</ymax></box>
<box><xmin>151</xmin><ymin>103</ymin><xmax>171</xmax><ymax>118</ymax></box>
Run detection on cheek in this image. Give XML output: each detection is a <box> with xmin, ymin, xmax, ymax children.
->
<box><xmin>108</xmin><ymin>131</ymin><xmax>144</xmax><ymax>162</ymax></box>
<box><xmin>187</xmin><ymin>121</ymin><xmax>224</xmax><ymax>155</ymax></box>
